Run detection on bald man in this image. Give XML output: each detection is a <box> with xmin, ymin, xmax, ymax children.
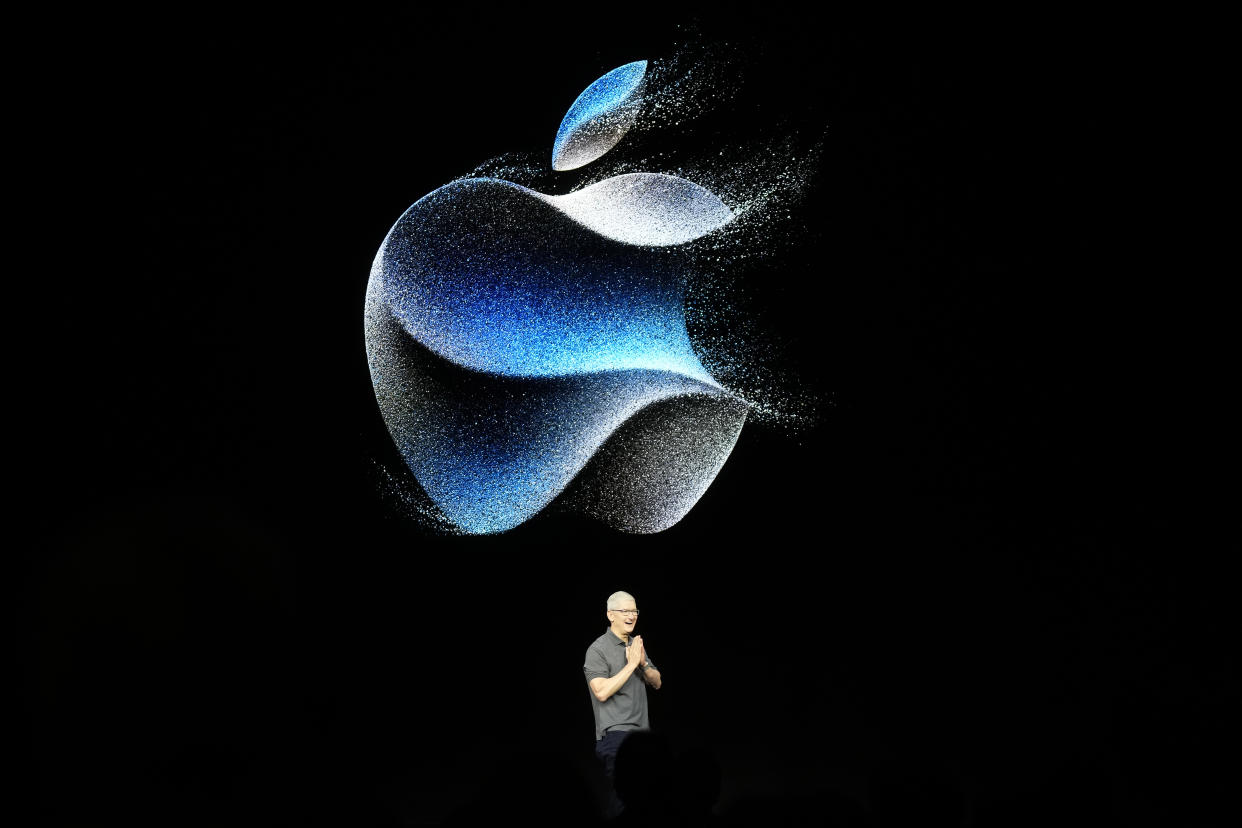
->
<box><xmin>584</xmin><ymin>591</ymin><xmax>662</xmax><ymax>814</ymax></box>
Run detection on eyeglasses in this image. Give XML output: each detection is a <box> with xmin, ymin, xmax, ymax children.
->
<box><xmin>611</xmin><ymin>609</ymin><xmax>640</xmax><ymax>617</ymax></box>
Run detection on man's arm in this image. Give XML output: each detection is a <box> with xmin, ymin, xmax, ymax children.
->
<box><xmin>588</xmin><ymin>637</ymin><xmax>646</xmax><ymax>702</ymax></box>
<box><xmin>631</xmin><ymin>636</ymin><xmax>661</xmax><ymax>689</ymax></box>
<box><xmin>589</xmin><ymin>662</ymin><xmax>640</xmax><ymax>702</ymax></box>
<box><xmin>640</xmin><ymin>660</ymin><xmax>662</xmax><ymax>690</ymax></box>
<box><xmin>636</xmin><ymin>637</ymin><xmax>660</xmax><ymax>689</ymax></box>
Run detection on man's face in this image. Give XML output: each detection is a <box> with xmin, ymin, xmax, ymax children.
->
<box><xmin>608</xmin><ymin>600</ymin><xmax>639</xmax><ymax>637</ymax></box>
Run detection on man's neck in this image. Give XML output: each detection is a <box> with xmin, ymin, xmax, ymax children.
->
<box><xmin>610</xmin><ymin>626</ymin><xmax>630</xmax><ymax>644</ymax></box>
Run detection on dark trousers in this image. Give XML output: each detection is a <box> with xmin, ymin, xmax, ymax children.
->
<box><xmin>594</xmin><ymin>729</ymin><xmax>631</xmax><ymax>817</ymax></box>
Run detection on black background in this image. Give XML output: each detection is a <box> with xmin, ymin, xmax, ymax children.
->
<box><xmin>22</xmin><ymin>12</ymin><xmax>1229</xmax><ymax>827</ymax></box>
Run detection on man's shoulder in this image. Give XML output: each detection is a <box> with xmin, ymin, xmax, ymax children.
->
<box><xmin>586</xmin><ymin>630</ymin><xmax>617</xmax><ymax>652</ymax></box>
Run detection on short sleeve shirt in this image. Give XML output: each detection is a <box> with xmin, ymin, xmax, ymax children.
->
<box><xmin>584</xmin><ymin>629</ymin><xmax>656</xmax><ymax>741</ymax></box>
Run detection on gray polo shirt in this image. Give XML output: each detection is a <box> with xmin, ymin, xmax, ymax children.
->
<box><xmin>584</xmin><ymin>628</ymin><xmax>656</xmax><ymax>741</ymax></box>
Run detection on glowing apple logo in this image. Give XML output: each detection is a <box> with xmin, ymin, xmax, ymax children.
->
<box><xmin>364</xmin><ymin>60</ymin><xmax>750</xmax><ymax>534</ymax></box>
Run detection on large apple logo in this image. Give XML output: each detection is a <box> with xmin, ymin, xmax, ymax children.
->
<box><xmin>364</xmin><ymin>60</ymin><xmax>748</xmax><ymax>534</ymax></box>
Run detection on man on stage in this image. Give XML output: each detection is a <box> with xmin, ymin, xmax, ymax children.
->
<box><xmin>584</xmin><ymin>590</ymin><xmax>663</xmax><ymax>816</ymax></box>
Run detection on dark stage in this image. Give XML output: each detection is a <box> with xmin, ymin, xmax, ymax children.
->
<box><xmin>22</xmin><ymin>14</ymin><xmax>1229</xmax><ymax>827</ymax></box>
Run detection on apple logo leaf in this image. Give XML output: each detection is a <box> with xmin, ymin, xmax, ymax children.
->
<box><xmin>552</xmin><ymin>60</ymin><xmax>647</xmax><ymax>171</ymax></box>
